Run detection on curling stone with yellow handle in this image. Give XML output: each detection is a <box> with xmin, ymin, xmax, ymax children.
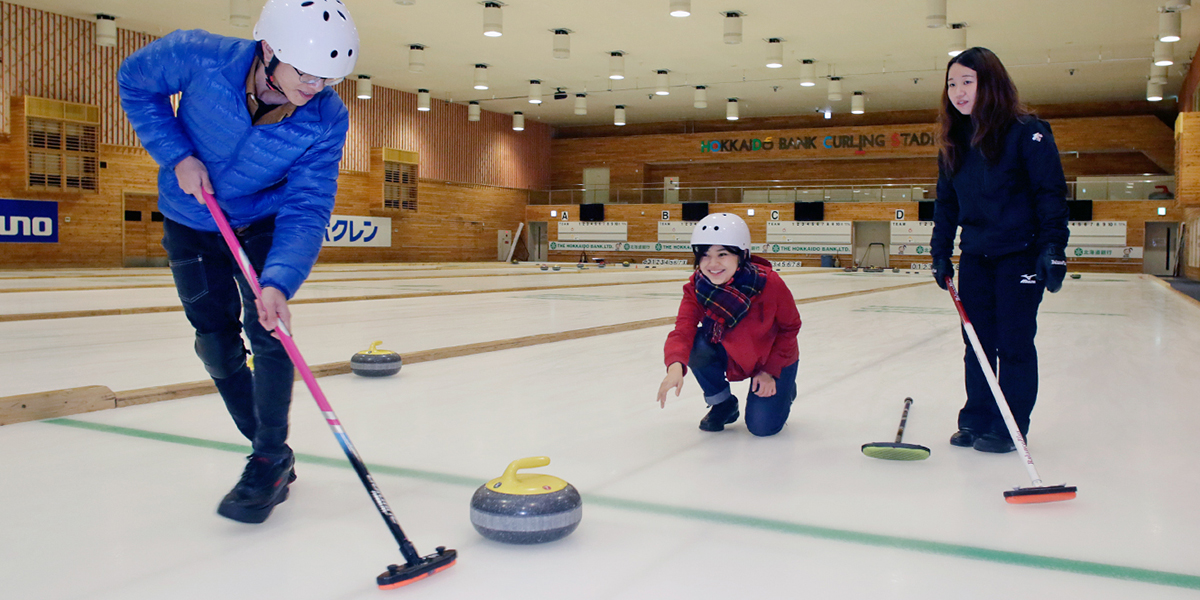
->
<box><xmin>350</xmin><ymin>341</ymin><xmax>402</xmax><ymax>377</ymax></box>
<box><xmin>469</xmin><ymin>457</ymin><xmax>582</xmax><ymax>544</ymax></box>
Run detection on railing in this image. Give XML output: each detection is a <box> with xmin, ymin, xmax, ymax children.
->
<box><xmin>526</xmin><ymin>175</ymin><xmax>1175</xmax><ymax>205</ymax></box>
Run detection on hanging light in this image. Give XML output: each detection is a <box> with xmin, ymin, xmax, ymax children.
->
<box><xmin>513</xmin><ymin>112</ymin><xmax>524</xmax><ymax>131</ymax></box>
<box><xmin>948</xmin><ymin>23</ymin><xmax>967</xmax><ymax>57</ymax></box>
<box><xmin>575</xmin><ymin>94</ymin><xmax>587</xmax><ymax>115</ymax></box>
<box><xmin>468</xmin><ymin>101</ymin><xmax>481</xmax><ymax>122</ymax></box>
<box><xmin>230</xmin><ymin>0</ymin><xmax>251</xmax><ymax>27</ymax></box>
<box><xmin>1155</xmin><ymin>41</ymin><xmax>1174</xmax><ymax>66</ymax></box>
<box><xmin>356</xmin><ymin>75</ymin><xmax>372</xmax><ymax>100</ymax></box>
<box><xmin>474</xmin><ymin>64</ymin><xmax>489</xmax><ymax>90</ymax></box>
<box><xmin>1151</xmin><ymin>64</ymin><xmax>1169</xmax><ymax>85</ymax></box>
<box><xmin>483</xmin><ymin>1</ymin><xmax>503</xmax><ymax>37</ymax></box>
<box><xmin>614</xmin><ymin>105</ymin><xmax>626</xmax><ymax>126</ymax></box>
<box><xmin>609</xmin><ymin>51</ymin><xmax>625</xmax><ymax>80</ymax></box>
<box><xmin>851</xmin><ymin>91</ymin><xmax>865</xmax><ymax>114</ymax></box>
<box><xmin>1160</xmin><ymin>8</ymin><xmax>1182</xmax><ymax>43</ymax></box>
<box><xmin>926</xmin><ymin>0</ymin><xmax>946</xmax><ymax>28</ymax></box>
<box><xmin>824</xmin><ymin>108</ymin><xmax>832</xmax><ymax>119</ymax></box>
<box><xmin>529</xmin><ymin>80</ymin><xmax>543</xmax><ymax>104</ymax></box>
<box><xmin>724</xmin><ymin>12</ymin><xmax>743</xmax><ymax>44</ymax></box>
<box><xmin>726</xmin><ymin>98</ymin><xmax>739</xmax><ymax>121</ymax></box>
<box><xmin>1166</xmin><ymin>0</ymin><xmax>1191</xmax><ymax>9</ymax></box>
<box><xmin>828</xmin><ymin>77</ymin><xmax>843</xmax><ymax>101</ymax></box>
<box><xmin>417</xmin><ymin>89</ymin><xmax>430</xmax><ymax>111</ymax></box>
<box><xmin>670</xmin><ymin>0</ymin><xmax>691</xmax><ymax>17</ymax></box>
<box><xmin>694</xmin><ymin>86</ymin><xmax>708</xmax><ymax>108</ymax></box>
<box><xmin>553</xmin><ymin>29</ymin><xmax>570</xmax><ymax>59</ymax></box>
<box><xmin>800</xmin><ymin>60</ymin><xmax>816</xmax><ymax>86</ymax></box>
<box><xmin>656</xmin><ymin>70</ymin><xmax>670</xmax><ymax>95</ymax></box>
<box><xmin>766</xmin><ymin>38</ymin><xmax>784</xmax><ymax>68</ymax></box>
<box><xmin>408</xmin><ymin>45</ymin><xmax>425</xmax><ymax>73</ymax></box>
<box><xmin>1147</xmin><ymin>81</ymin><xmax>1165</xmax><ymax>102</ymax></box>
<box><xmin>95</xmin><ymin>14</ymin><xmax>117</xmax><ymax>47</ymax></box>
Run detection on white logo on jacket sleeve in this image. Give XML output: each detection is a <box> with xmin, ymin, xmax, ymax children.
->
<box><xmin>1020</xmin><ymin>274</ymin><xmax>1037</xmax><ymax>284</ymax></box>
<box><xmin>1032</xmin><ymin>133</ymin><xmax>1043</xmax><ymax>142</ymax></box>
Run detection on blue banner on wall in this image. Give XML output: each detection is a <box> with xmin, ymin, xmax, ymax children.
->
<box><xmin>0</xmin><ymin>199</ymin><xmax>58</xmax><ymax>243</ymax></box>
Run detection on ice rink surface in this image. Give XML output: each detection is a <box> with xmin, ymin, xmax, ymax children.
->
<box><xmin>1</xmin><ymin>263</ymin><xmax>1198</xmax><ymax>599</ymax></box>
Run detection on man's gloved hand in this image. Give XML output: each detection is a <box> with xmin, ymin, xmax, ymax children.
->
<box><xmin>1037</xmin><ymin>246</ymin><xmax>1067</xmax><ymax>293</ymax></box>
<box><xmin>932</xmin><ymin>256</ymin><xmax>954</xmax><ymax>290</ymax></box>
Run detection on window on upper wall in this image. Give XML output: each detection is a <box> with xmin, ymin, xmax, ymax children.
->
<box><xmin>25</xmin><ymin>97</ymin><xmax>100</xmax><ymax>193</ymax></box>
<box><xmin>382</xmin><ymin>149</ymin><xmax>418</xmax><ymax>212</ymax></box>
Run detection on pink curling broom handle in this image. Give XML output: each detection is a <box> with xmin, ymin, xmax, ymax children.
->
<box><xmin>199</xmin><ymin>190</ymin><xmax>429</xmax><ymax>568</ymax></box>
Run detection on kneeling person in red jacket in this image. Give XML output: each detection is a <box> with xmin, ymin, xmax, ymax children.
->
<box><xmin>657</xmin><ymin>213</ymin><xmax>802</xmax><ymax>436</ymax></box>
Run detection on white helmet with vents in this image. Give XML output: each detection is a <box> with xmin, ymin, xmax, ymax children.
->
<box><xmin>690</xmin><ymin>212</ymin><xmax>751</xmax><ymax>254</ymax></box>
<box><xmin>254</xmin><ymin>0</ymin><xmax>359</xmax><ymax>80</ymax></box>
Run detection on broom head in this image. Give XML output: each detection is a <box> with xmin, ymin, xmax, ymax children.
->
<box><xmin>861</xmin><ymin>442</ymin><xmax>931</xmax><ymax>461</ymax></box>
<box><xmin>1003</xmin><ymin>485</ymin><xmax>1077</xmax><ymax>504</ymax></box>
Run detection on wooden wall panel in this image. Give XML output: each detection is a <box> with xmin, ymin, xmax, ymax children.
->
<box><xmin>551</xmin><ymin>117</ymin><xmax>1176</xmax><ymax>189</ymax></box>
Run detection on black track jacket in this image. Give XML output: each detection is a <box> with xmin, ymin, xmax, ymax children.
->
<box><xmin>931</xmin><ymin>117</ymin><xmax>1070</xmax><ymax>260</ymax></box>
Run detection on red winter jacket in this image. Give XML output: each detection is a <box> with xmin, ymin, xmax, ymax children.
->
<box><xmin>664</xmin><ymin>256</ymin><xmax>802</xmax><ymax>382</ymax></box>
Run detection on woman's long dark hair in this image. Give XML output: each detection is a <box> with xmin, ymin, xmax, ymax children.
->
<box><xmin>937</xmin><ymin>47</ymin><xmax>1030</xmax><ymax>174</ymax></box>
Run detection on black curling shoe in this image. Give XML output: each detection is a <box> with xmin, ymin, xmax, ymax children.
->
<box><xmin>973</xmin><ymin>432</ymin><xmax>1017</xmax><ymax>454</ymax></box>
<box><xmin>699</xmin><ymin>398</ymin><xmax>740</xmax><ymax>432</ymax></box>
<box><xmin>949</xmin><ymin>429</ymin><xmax>977</xmax><ymax>447</ymax></box>
<box><xmin>217</xmin><ymin>453</ymin><xmax>295</xmax><ymax>524</ymax></box>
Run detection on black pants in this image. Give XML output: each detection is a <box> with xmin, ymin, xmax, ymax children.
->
<box><xmin>162</xmin><ymin>217</ymin><xmax>294</xmax><ymax>458</ymax></box>
<box><xmin>956</xmin><ymin>249</ymin><xmax>1045</xmax><ymax>437</ymax></box>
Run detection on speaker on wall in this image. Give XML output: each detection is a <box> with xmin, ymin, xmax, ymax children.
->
<box><xmin>682</xmin><ymin>202</ymin><xmax>709</xmax><ymax>222</ymax></box>
<box><xmin>794</xmin><ymin>201</ymin><xmax>824</xmax><ymax>221</ymax></box>
<box><xmin>580</xmin><ymin>203</ymin><xmax>605</xmax><ymax>222</ymax></box>
<box><xmin>1067</xmin><ymin>200</ymin><xmax>1093</xmax><ymax>221</ymax></box>
<box><xmin>918</xmin><ymin>201</ymin><xmax>935</xmax><ymax>221</ymax></box>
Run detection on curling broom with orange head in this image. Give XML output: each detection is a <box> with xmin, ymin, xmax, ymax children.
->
<box><xmin>946</xmin><ymin>276</ymin><xmax>1077</xmax><ymax>504</ymax></box>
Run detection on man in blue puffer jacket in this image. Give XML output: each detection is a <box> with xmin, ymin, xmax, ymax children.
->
<box><xmin>118</xmin><ymin>0</ymin><xmax>357</xmax><ymax>524</ymax></box>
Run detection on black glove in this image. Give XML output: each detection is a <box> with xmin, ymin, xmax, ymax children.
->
<box><xmin>1037</xmin><ymin>246</ymin><xmax>1067</xmax><ymax>293</ymax></box>
<box><xmin>932</xmin><ymin>257</ymin><xmax>954</xmax><ymax>290</ymax></box>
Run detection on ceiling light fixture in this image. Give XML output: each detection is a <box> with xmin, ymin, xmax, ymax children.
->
<box><xmin>1147</xmin><ymin>81</ymin><xmax>1164</xmax><ymax>102</ymax></box>
<box><xmin>766</xmin><ymin>38</ymin><xmax>783</xmax><ymax>68</ymax></box>
<box><xmin>95</xmin><ymin>14</ymin><xmax>117</xmax><ymax>47</ymax></box>
<box><xmin>468</xmin><ymin>101</ymin><xmax>480</xmax><ymax>121</ymax></box>
<box><xmin>851</xmin><ymin>91</ymin><xmax>865</xmax><ymax>114</ymax></box>
<box><xmin>694</xmin><ymin>86</ymin><xmax>708</xmax><ymax>108</ymax></box>
<box><xmin>356</xmin><ymin>75</ymin><xmax>372</xmax><ymax>100</ymax></box>
<box><xmin>473</xmin><ymin>64</ymin><xmax>489</xmax><ymax>89</ymax></box>
<box><xmin>513</xmin><ymin>111</ymin><xmax>524</xmax><ymax>131</ymax></box>
<box><xmin>656</xmin><ymin>70</ymin><xmax>670</xmax><ymax>95</ymax></box>
<box><xmin>552</xmin><ymin>29</ymin><xmax>570</xmax><ymax>59</ymax></box>
<box><xmin>1160</xmin><ymin>8</ymin><xmax>1182</xmax><ymax>43</ymax></box>
<box><xmin>726</xmin><ymin>98</ymin><xmax>739</xmax><ymax>121</ymax></box>
<box><xmin>575</xmin><ymin>94</ymin><xmax>587</xmax><ymax>115</ymax></box>
<box><xmin>417</xmin><ymin>89</ymin><xmax>430</xmax><ymax>111</ymax></box>
<box><xmin>948</xmin><ymin>23</ymin><xmax>967</xmax><ymax>57</ymax></box>
<box><xmin>1154</xmin><ymin>40</ymin><xmax>1174</xmax><ymax>66</ymax></box>
<box><xmin>609</xmin><ymin>51</ymin><xmax>625</xmax><ymax>80</ymax></box>
<box><xmin>408</xmin><ymin>44</ymin><xmax>425</xmax><ymax>72</ymax></box>
<box><xmin>926</xmin><ymin>0</ymin><xmax>946</xmax><ymax>28</ymax></box>
<box><xmin>828</xmin><ymin>76</ymin><xmax>843</xmax><ymax>101</ymax></box>
<box><xmin>614</xmin><ymin>105</ymin><xmax>626</xmax><ymax>126</ymax></box>
<box><xmin>529</xmin><ymin>80</ymin><xmax>543</xmax><ymax>104</ymax></box>
<box><xmin>482</xmin><ymin>1</ymin><xmax>503</xmax><ymax>37</ymax></box>
<box><xmin>800</xmin><ymin>59</ymin><xmax>816</xmax><ymax>86</ymax></box>
<box><xmin>670</xmin><ymin>0</ymin><xmax>691</xmax><ymax>17</ymax></box>
<box><xmin>724</xmin><ymin>12</ymin><xmax>743</xmax><ymax>44</ymax></box>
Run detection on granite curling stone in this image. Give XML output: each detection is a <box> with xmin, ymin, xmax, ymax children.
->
<box><xmin>350</xmin><ymin>341</ymin><xmax>402</xmax><ymax>377</ymax></box>
<box><xmin>470</xmin><ymin>456</ymin><xmax>582</xmax><ymax>544</ymax></box>
<box><xmin>552</xmin><ymin>265</ymin><xmax>561</xmax><ymax>271</ymax></box>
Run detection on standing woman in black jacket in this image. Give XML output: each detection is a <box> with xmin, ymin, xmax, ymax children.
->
<box><xmin>931</xmin><ymin>47</ymin><xmax>1070</xmax><ymax>453</ymax></box>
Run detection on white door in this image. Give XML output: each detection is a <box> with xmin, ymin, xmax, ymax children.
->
<box><xmin>1143</xmin><ymin>222</ymin><xmax>1178</xmax><ymax>276</ymax></box>
<box><xmin>583</xmin><ymin>168</ymin><xmax>610</xmax><ymax>204</ymax></box>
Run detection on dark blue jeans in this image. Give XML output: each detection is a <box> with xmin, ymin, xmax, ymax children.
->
<box><xmin>162</xmin><ymin>217</ymin><xmax>293</xmax><ymax>458</ymax></box>
<box><xmin>956</xmin><ymin>250</ymin><xmax>1045</xmax><ymax>437</ymax></box>
<box><xmin>688</xmin><ymin>333</ymin><xmax>798</xmax><ymax>437</ymax></box>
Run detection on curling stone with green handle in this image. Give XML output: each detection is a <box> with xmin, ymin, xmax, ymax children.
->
<box><xmin>469</xmin><ymin>457</ymin><xmax>582</xmax><ymax>544</ymax></box>
<box><xmin>350</xmin><ymin>341</ymin><xmax>402</xmax><ymax>377</ymax></box>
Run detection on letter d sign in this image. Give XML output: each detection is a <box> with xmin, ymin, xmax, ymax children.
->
<box><xmin>895</xmin><ymin>209</ymin><xmax>905</xmax><ymax>220</ymax></box>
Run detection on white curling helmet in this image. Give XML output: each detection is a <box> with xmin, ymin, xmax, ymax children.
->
<box><xmin>690</xmin><ymin>212</ymin><xmax>751</xmax><ymax>255</ymax></box>
<box><xmin>254</xmin><ymin>0</ymin><xmax>359</xmax><ymax>80</ymax></box>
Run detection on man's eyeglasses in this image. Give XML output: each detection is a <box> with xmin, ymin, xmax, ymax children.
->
<box><xmin>292</xmin><ymin>65</ymin><xmax>343</xmax><ymax>87</ymax></box>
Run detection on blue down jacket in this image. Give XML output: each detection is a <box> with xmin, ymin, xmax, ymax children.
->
<box><xmin>118</xmin><ymin>29</ymin><xmax>348</xmax><ymax>298</ymax></box>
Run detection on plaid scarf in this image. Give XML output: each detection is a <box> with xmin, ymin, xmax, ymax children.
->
<box><xmin>694</xmin><ymin>260</ymin><xmax>768</xmax><ymax>343</ymax></box>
